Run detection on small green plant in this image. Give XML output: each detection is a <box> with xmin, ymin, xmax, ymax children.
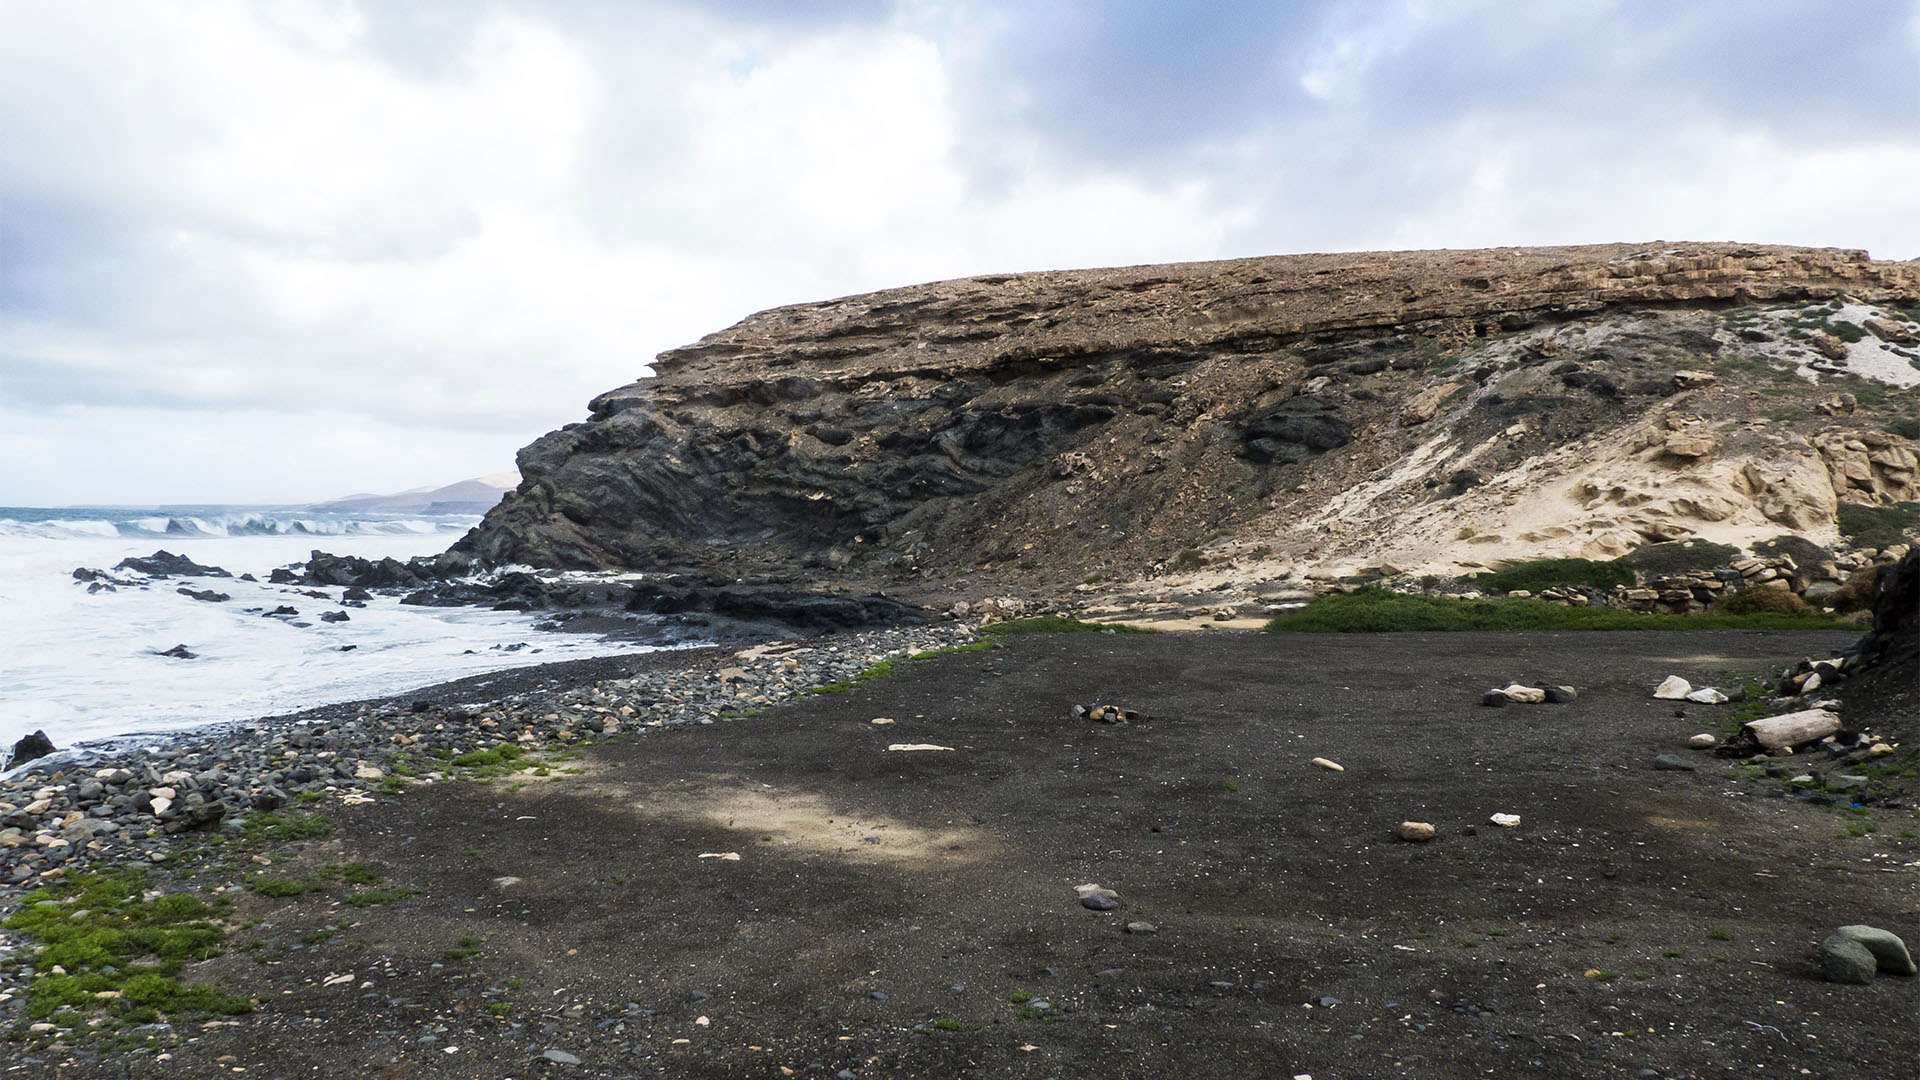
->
<box><xmin>1009</xmin><ymin>990</ymin><xmax>1033</xmax><ymax>1004</ymax></box>
<box><xmin>488</xmin><ymin>1002</ymin><xmax>512</xmax><ymax>1017</ymax></box>
<box><xmin>347</xmin><ymin>886</ymin><xmax>417</xmax><ymax>908</ymax></box>
<box><xmin>1591</xmin><ymin>970</ymin><xmax>1620</xmax><ymax>982</ymax></box>
<box><xmin>1173</xmin><ymin>547</ymin><xmax>1203</xmax><ymax>570</ymax></box>
<box><xmin>295</xmin><ymin>790</ymin><xmax>326</xmax><ymax>804</ymax></box>
<box><xmin>442</xmin><ymin>936</ymin><xmax>483</xmax><ymax>961</ymax></box>
<box><xmin>932</xmin><ymin>1017</ymin><xmax>963</xmax><ymax>1031</ymax></box>
<box><xmin>1222</xmin><ymin>780</ymin><xmax>1240</xmax><ymax>792</ymax></box>
<box><xmin>244</xmin><ymin>875</ymin><xmax>307</xmax><ymax>898</ymax></box>
<box><xmin>1707</xmin><ymin>926</ymin><xmax>1734</xmax><ymax>942</ymax></box>
<box><xmin>241</xmin><ymin>811</ymin><xmax>333</xmax><ymax>843</ymax></box>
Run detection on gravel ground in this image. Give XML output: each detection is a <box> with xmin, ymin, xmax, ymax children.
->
<box><xmin>2</xmin><ymin>627</ymin><xmax>1916</xmax><ymax>1079</ymax></box>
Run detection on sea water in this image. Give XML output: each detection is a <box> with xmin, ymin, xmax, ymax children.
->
<box><xmin>0</xmin><ymin>506</ymin><xmax>648</xmax><ymax>754</ymax></box>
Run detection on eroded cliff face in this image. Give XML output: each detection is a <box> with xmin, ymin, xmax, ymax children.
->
<box><xmin>456</xmin><ymin>242</ymin><xmax>1920</xmax><ymax>596</ymax></box>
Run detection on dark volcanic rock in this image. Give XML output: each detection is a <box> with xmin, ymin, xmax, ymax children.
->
<box><xmin>6</xmin><ymin>731</ymin><xmax>55</xmax><ymax>770</ymax></box>
<box><xmin>302</xmin><ymin>551</ymin><xmax>428</xmax><ymax>590</ymax></box>
<box><xmin>115</xmin><ymin>550</ymin><xmax>232</xmax><ymax>578</ymax></box>
<box><xmin>624</xmin><ymin>579</ymin><xmax>924</xmax><ymax>635</ymax></box>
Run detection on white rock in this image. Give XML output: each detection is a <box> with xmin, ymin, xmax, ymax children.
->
<box><xmin>697</xmin><ymin>852</ymin><xmax>741</xmax><ymax>861</ymax></box>
<box><xmin>1501</xmin><ymin>684</ymin><xmax>1546</xmax><ymax>704</ymax></box>
<box><xmin>1397</xmin><ymin>821</ymin><xmax>1437</xmax><ymax>842</ymax></box>
<box><xmin>1489</xmin><ymin>813</ymin><xmax>1521</xmax><ymax>828</ymax></box>
<box><xmin>1687</xmin><ymin>733</ymin><xmax>1718</xmax><ymax>749</ymax></box>
<box><xmin>1745</xmin><ymin>708</ymin><xmax>1842</xmax><ymax>751</ymax></box>
<box><xmin>1653</xmin><ymin>676</ymin><xmax>1692</xmax><ymax>700</ymax></box>
<box><xmin>1684</xmin><ymin>688</ymin><xmax>1729</xmax><ymax>704</ymax></box>
<box><xmin>149</xmin><ymin>796</ymin><xmax>173</xmax><ymax>816</ymax></box>
<box><xmin>1310</xmin><ymin>757</ymin><xmax>1344</xmax><ymax>771</ymax></box>
<box><xmin>884</xmin><ymin>743</ymin><xmax>954</xmax><ymax>752</ymax></box>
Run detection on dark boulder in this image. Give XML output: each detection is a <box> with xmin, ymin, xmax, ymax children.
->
<box><xmin>302</xmin><ymin>551</ymin><xmax>427</xmax><ymax>590</ymax></box>
<box><xmin>177</xmin><ymin>587</ymin><xmax>231</xmax><ymax>603</ymax></box>
<box><xmin>5</xmin><ymin>731</ymin><xmax>55</xmax><ymax>770</ymax></box>
<box><xmin>115</xmin><ymin>550</ymin><xmax>232</xmax><ymax>578</ymax></box>
<box><xmin>155</xmin><ymin>644</ymin><xmax>197</xmax><ymax>659</ymax></box>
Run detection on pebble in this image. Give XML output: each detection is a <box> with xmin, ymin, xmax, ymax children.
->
<box><xmin>1686</xmin><ymin>733</ymin><xmax>1717</xmax><ymax>749</ymax></box>
<box><xmin>1397</xmin><ymin>821</ymin><xmax>1436</xmax><ymax>842</ymax></box>
<box><xmin>1488</xmin><ymin>813</ymin><xmax>1521</xmax><ymax>828</ymax></box>
<box><xmin>1651</xmin><ymin>754</ymin><xmax>1696</xmax><ymax>772</ymax></box>
<box><xmin>1309</xmin><ymin>757</ymin><xmax>1343</xmax><ymax>772</ymax></box>
<box><xmin>1124</xmin><ymin>921</ymin><xmax>1157</xmax><ymax>935</ymax></box>
<box><xmin>541</xmin><ymin>1049</ymin><xmax>582</xmax><ymax>1065</ymax></box>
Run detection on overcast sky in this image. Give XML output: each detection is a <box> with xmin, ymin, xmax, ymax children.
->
<box><xmin>3</xmin><ymin>0</ymin><xmax>1918</xmax><ymax>505</ymax></box>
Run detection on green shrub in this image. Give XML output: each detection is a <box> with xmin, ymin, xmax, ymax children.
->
<box><xmin>1887</xmin><ymin>418</ymin><xmax>1920</xmax><ymax>440</ymax></box>
<box><xmin>1827</xmin><ymin>320</ymin><xmax>1866</xmax><ymax>343</ymax></box>
<box><xmin>1751</xmin><ymin>534</ymin><xmax>1830</xmax><ymax>570</ymax></box>
<box><xmin>1836</xmin><ymin>502</ymin><xmax>1920</xmax><ymax>549</ymax></box>
<box><xmin>1629</xmin><ymin>540</ymin><xmax>1741</xmax><ymax>577</ymax></box>
<box><xmin>1261</xmin><ymin>587</ymin><xmax>1847</xmax><ymax>633</ymax></box>
<box><xmin>1470</xmin><ymin>557</ymin><xmax>1634</xmax><ymax>594</ymax></box>
<box><xmin>1715</xmin><ymin>588</ymin><xmax>1812</xmax><ymax>616</ymax></box>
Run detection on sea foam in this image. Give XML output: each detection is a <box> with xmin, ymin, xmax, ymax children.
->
<box><xmin>0</xmin><ymin>511</ymin><xmax>649</xmax><ymax>753</ymax></box>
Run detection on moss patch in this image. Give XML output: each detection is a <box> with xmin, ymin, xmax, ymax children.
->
<box><xmin>1</xmin><ymin>869</ymin><xmax>250</xmax><ymax>1032</ymax></box>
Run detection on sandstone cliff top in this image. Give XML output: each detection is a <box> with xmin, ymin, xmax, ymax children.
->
<box><xmin>653</xmin><ymin>242</ymin><xmax>1920</xmax><ymax>387</ymax></box>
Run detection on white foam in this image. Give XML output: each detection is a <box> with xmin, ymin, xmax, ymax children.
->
<box><xmin>0</xmin><ymin>527</ymin><xmax>646</xmax><ymax>751</ymax></box>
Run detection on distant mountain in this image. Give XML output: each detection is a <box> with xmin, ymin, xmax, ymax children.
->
<box><xmin>314</xmin><ymin>473</ymin><xmax>519</xmax><ymax>515</ymax></box>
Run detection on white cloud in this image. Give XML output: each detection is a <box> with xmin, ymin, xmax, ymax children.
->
<box><xmin>2</xmin><ymin>0</ymin><xmax>1916</xmax><ymax>505</ymax></box>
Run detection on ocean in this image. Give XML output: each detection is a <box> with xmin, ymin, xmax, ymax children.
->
<box><xmin>0</xmin><ymin>506</ymin><xmax>648</xmax><ymax>757</ymax></box>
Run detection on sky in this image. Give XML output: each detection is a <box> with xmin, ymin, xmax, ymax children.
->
<box><xmin>3</xmin><ymin>0</ymin><xmax>1919</xmax><ymax>506</ymax></box>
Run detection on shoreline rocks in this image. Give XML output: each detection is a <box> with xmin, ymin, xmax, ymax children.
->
<box><xmin>0</xmin><ymin>622</ymin><xmax>977</xmax><ymax>893</ymax></box>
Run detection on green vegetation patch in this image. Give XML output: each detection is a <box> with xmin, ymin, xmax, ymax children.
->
<box><xmin>244</xmin><ymin>862</ymin><xmax>410</xmax><ymax>907</ymax></box>
<box><xmin>810</xmin><ymin>639</ymin><xmax>1007</xmax><ymax>695</ymax></box>
<box><xmin>1262</xmin><ymin>587</ymin><xmax>1850</xmax><ymax>633</ymax></box>
<box><xmin>2</xmin><ymin>869</ymin><xmax>250</xmax><ymax>1028</ymax></box>
<box><xmin>239</xmin><ymin>810</ymin><xmax>333</xmax><ymax>844</ymax></box>
<box><xmin>1836</xmin><ymin>501</ymin><xmax>1920</xmax><ymax>549</ymax></box>
<box><xmin>1628</xmin><ymin>540</ymin><xmax>1742</xmax><ymax>577</ymax></box>
<box><xmin>981</xmin><ymin>615</ymin><xmax>1155</xmax><ymax>635</ymax></box>
<box><xmin>1470</xmin><ymin>557</ymin><xmax>1635</xmax><ymax>594</ymax></box>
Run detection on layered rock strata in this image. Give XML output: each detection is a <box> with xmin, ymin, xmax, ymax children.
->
<box><xmin>457</xmin><ymin>243</ymin><xmax>1920</xmax><ymax>595</ymax></box>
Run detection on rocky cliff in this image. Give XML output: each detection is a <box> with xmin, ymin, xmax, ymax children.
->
<box><xmin>456</xmin><ymin>242</ymin><xmax>1920</xmax><ymax>606</ymax></box>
